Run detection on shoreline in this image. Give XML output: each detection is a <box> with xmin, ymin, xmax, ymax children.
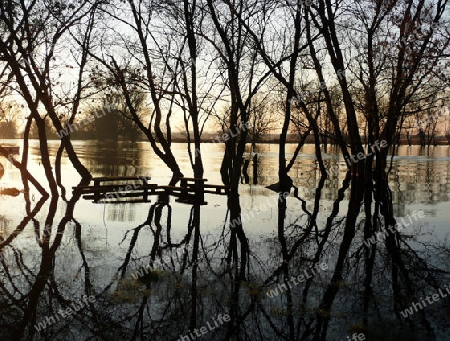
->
<box><xmin>2</xmin><ymin>137</ymin><xmax>450</xmax><ymax>146</ymax></box>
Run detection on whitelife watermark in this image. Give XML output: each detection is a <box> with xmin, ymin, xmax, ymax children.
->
<box><xmin>400</xmin><ymin>285</ymin><xmax>450</xmax><ymax>318</ymax></box>
<box><xmin>102</xmin><ymin>176</ymin><xmax>151</xmax><ymax>201</ymax></box>
<box><xmin>362</xmin><ymin>210</ymin><xmax>425</xmax><ymax>247</ymax></box>
<box><xmin>229</xmin><ymin>192</ymin><xmax>290</xmax><ymax>228</ymax></box>
<box><xmin>130</xmin><ymin>193</ymin><xmax>292</xmax><ymax>279</ymax></box>
<box><xmin>326</xmin><ymin>139</ymin><xmax>388</xmax><ymax>176</ymax></box>
<box><xmin>193</xmin><ymin>68</ymin><xmax>347</xmax><ymax>157</ymax></box>
<box><xmin>178</xmin><ymin>313</ymin><xmax>230</xmax><ymax>341</ymax></box>
<box><xmin>194</xmin><ymin>121</ymin><xmax>253</xmax><ymax>157</ymax></box>
<box><xmin>265</xmin><ymin>262</ymin><xmax>328</xmax><ymax>298</ymax></box>
<box><xmin>34</xmin><ymin>295</ymin><xmax>96</xmax><ymax>332</ymax></box>
<box><xmin>341</xmin><ymin>333</ymin><xmax>366</xmax><ymax>341</ymax></box>
<box><xmin>130</xmin><ymin>194</ymin><xmax>291</xmax><ymax>279</ymax></box>
<box><xmin>56</xmin><ymin>105</ymin><xmax>112</xmax><ymax>138</ymax></box>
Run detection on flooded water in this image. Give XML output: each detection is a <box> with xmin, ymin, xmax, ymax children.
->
<box><xmin>1</xmin><ymin>140</ymin><xmax>450</xmax><ymax>340</ymax></box>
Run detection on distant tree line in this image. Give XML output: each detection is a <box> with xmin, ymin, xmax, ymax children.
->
<box><xmin>0</xmin><ymin>0</ymin><xmax>449</xmax><ymax>214</ymax></box>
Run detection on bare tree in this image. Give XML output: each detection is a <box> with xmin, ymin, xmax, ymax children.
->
<box><xmin>0</xmin><ymin>0</ymin><xmax>99</xmax><ymax>196</ymax></box>
<box><xmin>88</xmin><ymin>0</ymin><xmax>221</xmax><ymax>184</ymax></box>
<box><xmin>248</xmin><ymin>94</ymin><xmax>279</xmax><ymax>150</ymax></box>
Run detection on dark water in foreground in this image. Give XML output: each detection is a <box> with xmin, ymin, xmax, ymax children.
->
<box><xmin>0</xmin><ymin>140</ymin><xmax>450</xmax><ymax>340</ymax></box>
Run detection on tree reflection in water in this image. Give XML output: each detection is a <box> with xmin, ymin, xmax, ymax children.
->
<box><xmin>0</xmin><ymin>168</ymin><xmax>449</xmax><ymax>341</ymax></box>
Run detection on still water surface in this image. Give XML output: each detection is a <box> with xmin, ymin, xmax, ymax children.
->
<box><xmin>0</xmin><ymin>140</ymin><xmax>449</xmax><ymax>340</ymax></box>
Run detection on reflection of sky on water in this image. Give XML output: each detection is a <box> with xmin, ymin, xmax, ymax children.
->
<box><xmin>1</xmin><ymin>140</ymin><xmax>449</xmax><ymax>241</ymax></box>
<box><xmin>0</xmin><ymin>140</ymin><xmax>449</xmax><ymax>240</ymax></box>
<box><xmin>1</xmin><ymin>140</ymin><xmax>450</xmax><ymax>339</ymax></box>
